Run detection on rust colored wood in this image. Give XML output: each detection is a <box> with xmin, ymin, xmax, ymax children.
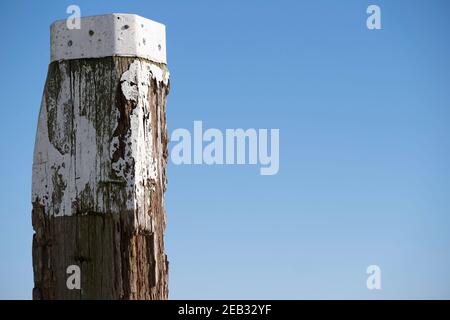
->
<box><xmin>32</xmin><ymin>57</ymin><xmax>170</xmax><ymax>299</ymax></box>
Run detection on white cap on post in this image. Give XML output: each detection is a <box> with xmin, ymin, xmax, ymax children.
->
<box><xmin>50</xmin><ymin>13</ymin><xmax>166</xmax><ymax>64</ymax></box>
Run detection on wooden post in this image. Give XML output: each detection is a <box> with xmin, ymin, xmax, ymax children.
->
<box><xmin>31</xmin><ymin>14</ymin><xmax>170</xmax><ymax>299</ymax></box>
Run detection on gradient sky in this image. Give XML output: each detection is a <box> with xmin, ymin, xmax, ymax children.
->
<box><xmin>1</xmin><ymin>0</ymin><xmax>450</xmax><ymax>299</ymax></box>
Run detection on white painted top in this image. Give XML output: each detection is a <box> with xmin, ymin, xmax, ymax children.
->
<box><xmin>50</xmin><ymin>13</ymin><xmax>166</xmax><ymax>63</ymax></box>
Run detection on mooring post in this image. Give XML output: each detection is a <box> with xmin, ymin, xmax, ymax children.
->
<box><xmin>32</xmin><ymin>14</ymin><xmax>170</xmax><ymax>299</ymax></box>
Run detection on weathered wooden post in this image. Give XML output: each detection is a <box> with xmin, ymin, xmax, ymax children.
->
<box><xmin>32</xmin><ymin>14</ymin><xmax>170</xmax><ymax>299</ymax></box>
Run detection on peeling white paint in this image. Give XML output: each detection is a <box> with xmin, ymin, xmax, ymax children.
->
<box><xmin>32</xmin><ymin>63</ymin><xmax>97</xmax><ymax>216</ymax></box>
<box><xmin>148</xmin><ymin>63</ymin><xmax>170</xmax><ymax>85</ymax></box>
<box><xmin>110</xmin><ymin>59</ymin><xmax>167</xmax><ymax>230</ymax></box>
<box><xmin>33</xmin><ymin>56</ymin><xmax>168</xmax><ymax>232</ymax></box>
<box><xmin>51</xmin><ymin>14</ymin><xmax>166</xmax><ymax>64</ymax></box>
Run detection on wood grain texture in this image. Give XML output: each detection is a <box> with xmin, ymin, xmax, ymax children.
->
<box><xmin>32</xmin><ymin>57</ymin><xmax>169</xmax><ymax>299</ymax></box>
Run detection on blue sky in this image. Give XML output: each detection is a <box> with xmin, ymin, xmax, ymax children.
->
<box><xmin>1</xmin><ymin>0</ymin><xmax>450</xmax><ymax>299</ymax></box>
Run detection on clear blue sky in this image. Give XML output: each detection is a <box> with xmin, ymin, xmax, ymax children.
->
<box><xmin>1</xmin><ymin>0</ymin><xmax>450</xmax><ymax>299</ymax></box>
